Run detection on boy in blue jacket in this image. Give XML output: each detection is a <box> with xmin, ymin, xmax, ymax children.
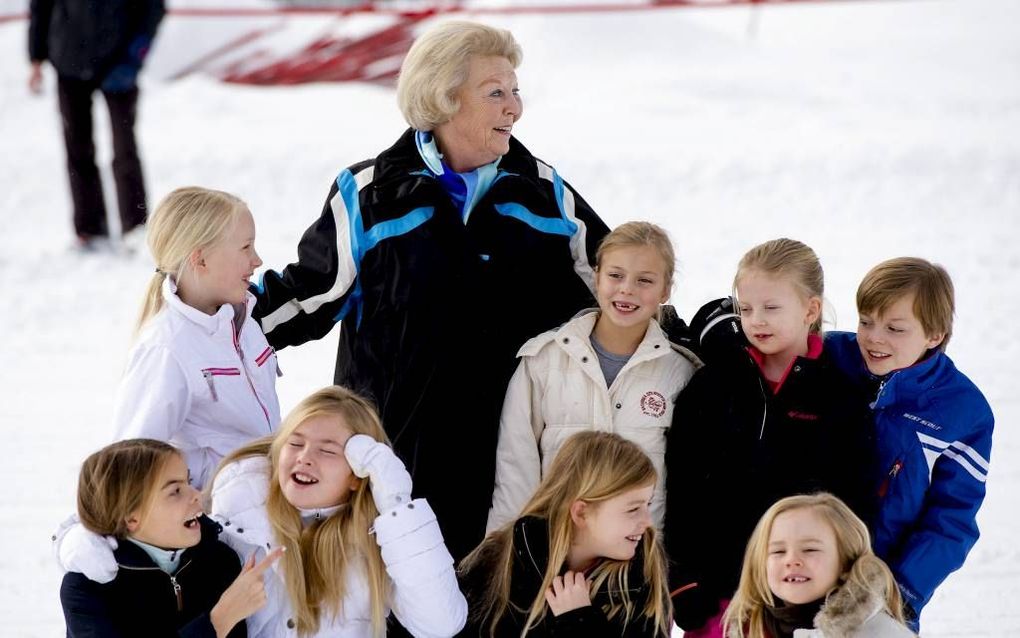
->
<box><xmin>826</xmin><ymin>257</ymin><xmax>994</xmax><ymax>630</ymax></box>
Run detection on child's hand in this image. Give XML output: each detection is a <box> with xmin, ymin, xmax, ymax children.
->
<box><xmin>344</xmin><ymin>434</ymin><xmax>413</xmax><ymax>512</ymax></box>
<box><xmin>544</xmin><ymin>571</ymin><xmax>592</xmax><ymax>616</ymax></box>
<box><xmin>211</xmin><ymin>546</ymin><xmax>285</xmax><ymax>637</ymax></box>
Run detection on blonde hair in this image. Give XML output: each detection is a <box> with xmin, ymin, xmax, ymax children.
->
<box><xmin>214</xmin><ymin>387</ymin><xmax>390</xmax><ymax>637</ymax></box>
<box><xmin>136</xmin><ymin>187</ymin><xmax>249</xmax><ymax>332</ymax></box>
<box><xmin>76</xmin><ymin>439</ymin><xmax>179</xmax><ymax>539</ymax></box>
<box><xmin>734</xmin><ymin>238</ymin><xmax>825</xmax><ymax>333</ymax></box>
<box><xmin>857</xmin><ymin>257</ymin><xmax>954</xmax><ymax>350</ymax></box>
<box><xmin>461</xmin><ymin>432</ymin><xmax>671</xmax><ymax>637</ymax></box>
<box><xmin>596</xmin><ymin>221</ymin><xmax>677</xmax><ymax>294</ymax></box>
<box><xmin>397</xmin><ymin>20</ymin><xmax>522</xmax><ymax>131</ymax></box>
<box><xmin>722</xmin><ymin>493</ymin><xmax>906</xmax><ymax>638</ymax></box>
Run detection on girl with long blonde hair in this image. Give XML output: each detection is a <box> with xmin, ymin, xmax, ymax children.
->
<box><xmin>723</xmin><ymin>493</ymin><xmax>913</xmax><ymax>638</ymax></box>
<box><xmin>461</xmin><ymin>431</ymin><xmax>671</xmax><ymax>637</ymax></box>
<box><xmin>209</xmin><ymin>385</ymin><xmax>466</xmax><ymax>637</ymax></box>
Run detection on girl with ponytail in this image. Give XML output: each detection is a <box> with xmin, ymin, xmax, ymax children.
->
<box><xmin>113</xmin><ymin>186</ymin><xmax>281</xmax><ymax>489</ymax></box>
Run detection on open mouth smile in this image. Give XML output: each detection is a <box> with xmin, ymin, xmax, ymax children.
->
<box><xmin>292</xmin><ymin>472</ymin><xmax>319</xmax><ymax>486</ymax></box>
<box><xmin>183</xmin><ymin>512</ymin><xmax>203</xmax><ymax>529</ymax></box>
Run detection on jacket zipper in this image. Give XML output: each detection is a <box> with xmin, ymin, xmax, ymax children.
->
<box><xmin>877</xmin><ymin>460</ymin><xmax>903</xmax><ymax>498</ymax></box>
<box><xmin>119</xmin><ymin>559</ymin><xmax>192</xmax><ymax>612</ymax></box>
<box><xmin>233</xmin><ymin>323</ymin><xmax>272</xmax><ymax>431</ymax></box>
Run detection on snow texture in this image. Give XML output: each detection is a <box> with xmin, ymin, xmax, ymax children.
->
<box><xmin>1</xmin><ymin>0</ymin><xmax>1017</xmax><ymax>635</ymax></box>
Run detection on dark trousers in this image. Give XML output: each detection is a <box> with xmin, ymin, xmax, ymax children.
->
<box><xmin>57</xmin><ymin>77</ymin><xmax>148</xmax><ymax>238</ymax></box>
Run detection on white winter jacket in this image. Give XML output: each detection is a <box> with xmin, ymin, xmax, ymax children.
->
<box><xmin>112</xmin><ymin>277</ymin><xmax>281</xmax><ymax>488</ymax></box>
<box><xmin>487</xmin><ymin>311</ymin><xmax>700</xmax><ymax>531</ymax></box>
<box><xmin>210</xmin><ymin>445</ymin><xmax>467</xmax><ymax>638</ymax></box>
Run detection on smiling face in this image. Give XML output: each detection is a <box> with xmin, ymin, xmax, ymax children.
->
<box><xmin>765</xmin><ymin>507</ymin><xmax>842</xmax><ymax>605</ymax></box>
<box><xmin>857</xmin><ymin>293</ymin><xmax>944</xmax><ymax>376</ymax></box>
<box><xmin>594</xmin><ymin>245</ymin><xmax>670</xmax><ymax>336</ymax></box>
<box><xmin>191</xmin><ymin>207</ymin><xmax>262</xmax><ymax>314</ymax></box>
<box><xmin>278</xmin><ymin>414</ymin><xmax>357</xmax><ymax>510</ymax></box>
<box><xmin>432</xmin><ymin>55</ymin><xmax>522</xmax><ymax>172</ymax></box>
<box><xmin>570</xmin><ymin>483</ymin><xmax>654</xmax><ymax>567</ymax></box>
<box><xmin>736</xmin><ymin>269</ymin><xmax>821</xmax><ymax>362</ymax></box>
<box><xmin>126</xmin><ymin>454</ymin><xmax>204</xmax><ymax>550</ymax></box>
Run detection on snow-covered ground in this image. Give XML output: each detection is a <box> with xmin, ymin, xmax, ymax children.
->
<box><xmin>1</xmin><ymin>0</ymin><xmax>1017</xmax><ymax>635</ymax></box>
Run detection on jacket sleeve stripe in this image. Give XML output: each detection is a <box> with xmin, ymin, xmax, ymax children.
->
<box><xmin>916</xmin><ymin>432</ymin><xmax>989</xmax><ymax>482</ymax></box>
<box><xmin>260</xmin><ymin>166</ymin><xmax>373</xmax><ymax>335</ymax></box>
<box><xmin>916</xmin><ymin>431</ymin><xmax>990</xmax><ymax>470</ymax></box>
<box><xmin>494</xmin><ymin>202</ymin><xmax>575</xmax><ymax>236</ymax></box>
<box><xmin>535</xmin><ymin>160</ymin><xmax>596</xmax><ymax>293</ymax></box>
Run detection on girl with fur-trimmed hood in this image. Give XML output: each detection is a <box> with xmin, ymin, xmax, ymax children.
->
<box><xmin>722</xmin><ymin>493</ymin><xmax>914</xmax><ymax>638</ymax></box>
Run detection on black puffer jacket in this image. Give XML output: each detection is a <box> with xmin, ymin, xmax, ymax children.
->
<box><xmin>460</xmin><ymin>516</ymin><xmax>666</xmax><ymax>637</ymax></box>
<box><xmin>60</xmin><ymin>517</ymin><xmax>245</xmax><ymax>638</ymax></box>
<box><xmin>28</xmin><ymin>0</ymin><xmax>165</xmax><ymax>82</ymax></box>
<box><xmin>664</xmin><ymin>344</ymin><xmax>876</xmax><ymax>631</ymax></box>
<box><xmin>254</xmin><ymin>129</ymin><xmax>608</xmax><ymax>559</ymax></box>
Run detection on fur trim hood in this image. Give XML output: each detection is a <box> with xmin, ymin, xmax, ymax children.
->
<box><xmin>801</xmin><ymin>560</ymin><xmax>916</xmax><ymax>638</ymax></box>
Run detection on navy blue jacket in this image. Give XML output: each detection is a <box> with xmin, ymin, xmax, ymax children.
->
<box><xmin>29</xmin><ymin>0</ymin><xmax>164</xmax><ymax>83</ymax></box>
<box><xmin>253</xmin><ymin>129</ymin><xmax>608</xmax><ymax>560</ymax></box>
<box><xmin>826</xmin><ymin>331</ymin><xmax>993</xmax><ymax>619</ymax></box>
<box><xmin>664</xmin><ymin>340</ymin><xmax>875</xmax><ymax>631</ymax></box>
<box><xmin>60</xmin><ymin>517</ymin><xmax>245</xmax><ymax>638</ymax></box>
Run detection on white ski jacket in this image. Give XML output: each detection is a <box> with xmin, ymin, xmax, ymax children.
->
<box><xmin>487</xmin><ymin>311</ymin><xmax>700</xmax><ymax>532</ymax></box>
<box><xmin>210</xmin><ymin>436</ymin><xmax>467</xmax><ymax>638</ymax></box>
<box><xmin>112</xmin><ymin>277</ymin><xmax>281</xmax><ymax>488</ymax></box>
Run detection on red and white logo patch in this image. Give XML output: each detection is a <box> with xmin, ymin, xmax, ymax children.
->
<box><xmin>640</xmin><ymin>391</ymin><xmax>667</xmax><ymax>418</ymax></box>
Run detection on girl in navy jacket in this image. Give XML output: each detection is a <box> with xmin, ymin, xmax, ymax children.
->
<box><xmin>60</xmin><ymin>439</ymin><xmax>278</xmax><ymax>637</ymax></box>
<box><xmin>663</xmin><ymin>239</ymin><xmax>874</xmax><ymax>637</ymax></box>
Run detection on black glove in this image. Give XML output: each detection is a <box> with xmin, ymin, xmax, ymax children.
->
<box><xmin>689</xmin><ymin>297</ymin><xmax>747</xmax><ymax>362</ymax></box>
<box><xmin>659</xmin><ymin>303</ymin><xmax>696</xmax><ymax>351</ymax></box>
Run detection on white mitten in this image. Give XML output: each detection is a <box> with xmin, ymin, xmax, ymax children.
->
<box><xmin>345</xmin><ymin>434</ymin><xmax>413</xmax><ymax>513</ymax></box>
<box><xmin>53</xmin><ymin>515</ymin><xmax>119</xmax><ymax>583</ymax></box>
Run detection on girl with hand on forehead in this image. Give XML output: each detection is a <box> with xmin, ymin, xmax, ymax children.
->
<box><xmin>209</xmin><ymin>386</ymin><xmax>466</xmax><ymax>637</ymax></box>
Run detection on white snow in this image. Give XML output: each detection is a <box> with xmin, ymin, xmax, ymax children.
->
<box><xmin>1</xmin><ymin>0</ymin><xmax>1017</xmax><ymax>635</ymax></box>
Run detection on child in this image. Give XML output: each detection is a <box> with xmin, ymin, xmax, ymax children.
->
<box><xmin>60</xmin><ymin>438</ymin><xmax>280</xmax><ymax>637</ymax></box>
<box><xmin>488</xmin><ymin>222</ymin><xmax>699</xmax><ymax>532</ymax></box>
<box><xmin>722</xmin><ymin>493</ymin><xmax>914</xmax><ymax>638</ymax></box>
<box><xmin>113</xmin><ymin>186</ymin><xmax>282</xmax><ymax>489</ymax></box>
<box><xmin>825</xmin><ymin>258</ymin><xmax>993</xmax><ymax>628</ymax></box>
<box><xmin>664</xmin><ymin>239</ymin><xmax>874</xmax><ymax>637</ymax></box>
<box><xmin>209</xmin><ymin>385</ymin><xmax>466</xmax><ymax>637</ymax></box>
<box><xmin>461</xmin><ymin>431</ymin><xmax>672</xmax><ymax>637</ymax></box>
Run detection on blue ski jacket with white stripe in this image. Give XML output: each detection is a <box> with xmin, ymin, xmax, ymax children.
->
<box><xmin>826</xmin><ymin>331</ymin><xmax>993</xmax><ymax>619</ymax></box>
<box><xmin>252</xmin><ymin>128</ymin><xmax>608</xmax><ymax>561</ymax></box>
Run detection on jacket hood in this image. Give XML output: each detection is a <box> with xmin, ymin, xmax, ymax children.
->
<box><xmin>813</xmin><ymin>560</ymin><xmax>900</xmax><ymax>635</ymax></box>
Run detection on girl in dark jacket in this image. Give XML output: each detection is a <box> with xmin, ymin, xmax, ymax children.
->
<box><xmin>664</xmin><ymin>239</ymin><xmax>875</xmax><ymax>638</ymax></box>
<box><xmin>460</xmin><ymin>431</ymin><xmax>672</xmax><ymax>637</ymax></box>
<box><xmin>60</xmin><ymin>439</ymin><xmax>279</xmax><ymax>637</ymax></box>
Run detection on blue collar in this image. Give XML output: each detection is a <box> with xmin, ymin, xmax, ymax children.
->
<box><xmin>414</xmin><ymin>130</ymin><xmax>503</xmax><ymax>223</ymax></box>
<box><xmin>125</xmin><ymin>537</ymin><xmax>184</xmax><ymax>574</ymax></box>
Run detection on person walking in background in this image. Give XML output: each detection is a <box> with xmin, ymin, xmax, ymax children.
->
<box><xmin>28</xmin><ymin>0</ymin><xmax>164</xmax><ymax>251</ymax></box>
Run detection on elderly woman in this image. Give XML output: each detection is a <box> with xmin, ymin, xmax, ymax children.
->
<box><xmin>254</xmin><ymin>21</ymin><xmax>608</xmax><ymax>560</ymax></box>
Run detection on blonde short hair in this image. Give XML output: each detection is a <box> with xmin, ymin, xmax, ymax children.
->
<box><xmin>735</xmin><ymin>238</ymin><xmax>825</xmax><ymax>333</ymax></box>
<box><xmin>397</xmin><ymin>20</ymin><xmax>522</xmax><ymax>131</ymax></box>
<box><xmin>856</xmin><ymin>257</ymin><xmax>955</xmax><ymax>350</ymax></box>
<box><xmin>596</xmin><ymin>221</ymin><xmax>677</xmax><ymax>292</ymax></box>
